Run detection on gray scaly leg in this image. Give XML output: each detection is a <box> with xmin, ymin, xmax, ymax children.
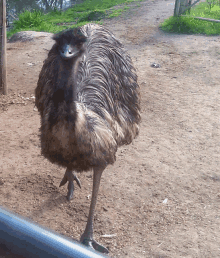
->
<box><xmin>80</xmin><ymin>166</ymin><xmax>109</xmax><ymax>254</ymax></box>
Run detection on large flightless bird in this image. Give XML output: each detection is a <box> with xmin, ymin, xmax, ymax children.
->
<box><xmin>35</xmin><ymin>23</ymin><xmax>141</xmax><ymax>253</ymax></box>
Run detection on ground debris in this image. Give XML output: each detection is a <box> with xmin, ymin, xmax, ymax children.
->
<box><xmin>101</xmin><ymin>234</ymin><xmax>117</xmax><ymax>238</ymax></box>
<box><xmin>0</xmin><ymin>92</ymin><xmax>35</xmax><ymax>111</ymax></box>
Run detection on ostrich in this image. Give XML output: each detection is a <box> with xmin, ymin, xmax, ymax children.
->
<box><xmin>35</xmin><ymin>23</ymin><xmax>141</xmax><ymax>253</ymax></box>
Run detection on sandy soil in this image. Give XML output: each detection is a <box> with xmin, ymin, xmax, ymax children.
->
<box><xmin>0</xmin><ymin>0</ymin><xmax>220</xmax><ymax>257</ymax></box>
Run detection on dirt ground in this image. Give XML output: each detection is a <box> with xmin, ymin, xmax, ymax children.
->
<box><xmin>0</xmin><ymin>0</ymin><xmax>220</xmax><ymax>257</ymax></box>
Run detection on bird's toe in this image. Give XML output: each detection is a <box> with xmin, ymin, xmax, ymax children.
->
<box><xmin>91</xmin><ymin>239</ymin><xmax>109</xmax><ymax>254</ymax></box>
<box><xmin>67</xmin><ymin>181</ymin><xmax>74</xmax><ymax>201</ymax></box>
<box><xmin>81</xmin><ymin>237</ymin><xmax>109</xmax><ymax>254</ymax></box>
<box><xmin>74</xmin><ymin>175</ymin><xmax>81</xmax><ymax>188</ymax></box>
<box><xmin>59</xmin><ymin>174</ymin><xmax>68</xmax><ymax>187</ymax></box>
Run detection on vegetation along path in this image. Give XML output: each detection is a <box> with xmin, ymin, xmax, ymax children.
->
<box><xmin>0</xmin><ymin>0</ymin><xmax>220</xmax><ymax>257</ymax></box>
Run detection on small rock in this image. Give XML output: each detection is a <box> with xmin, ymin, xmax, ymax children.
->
<box><xmin>162</xmin><ymin>198</ymin><xmax>168</xmax><ymax>204</ymax></box>
<box><xmin>151</xmin><ymin>63</ymin><xmax>160</xmax><ymax>68</ymax></box>
<box><xmin>27</xmin><ymin>62</ymin><xmax>35</xmax><ymax>66</ymax></box>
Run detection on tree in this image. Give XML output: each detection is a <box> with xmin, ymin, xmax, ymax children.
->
<box><xmin>39</xmin><ymin>0</ymin><xmax>64</xmax><ymax>11</ymax></box>
<box><xmin>7</xmin><ymin>0</ymin><xmax>40</xmax><ymax>13</ymax></box>
<box><xmin>7</xmin><ymin>0</ymin><xmax>64</xmax><ymax>14</ymax></box>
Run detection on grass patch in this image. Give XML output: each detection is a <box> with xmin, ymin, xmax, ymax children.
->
<box><xmin>108</xmin><ymin>6</ymin><xmax>130</xmax><ymax>18</ymax></box>
<box><xmin>160</xmin><ymin>2</ymin><xmax>220</xmax><ymax>35</ymax></box>
<box><xmin>7</xmin><ymin>0</ymin><xmax>141</xmax><ymax>38</ymax></box>
<box><xmin>187</xmin><ymin>2</ymin><xmax>220</xmax><ymax>19</ymax></box>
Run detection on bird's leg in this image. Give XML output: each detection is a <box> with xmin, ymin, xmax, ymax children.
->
<box><xmin>80</xmin><ymin>166</ymin><xmax>108</xmax><ymax>254</ymax></box>
<box><xmin>59</xmin><ymin>168</ymin><xmax>81</xmax><ymax>201</ymax></box>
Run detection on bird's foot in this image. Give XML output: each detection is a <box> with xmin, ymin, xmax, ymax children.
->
<box><xmin>80</xmin><ymin>236</ymin><xmax>109</xmax><ymax>254</ymax></box>
<box><xmin>59</xmin><ymin>170</ymin><xmax>81</xmax><ymax>201</ymax></box>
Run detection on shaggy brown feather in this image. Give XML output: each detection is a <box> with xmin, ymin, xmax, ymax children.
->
<box><xmin>35</xmin><ymin>23</ymin><xmax>140</xmax><ymax>172</ymax></box>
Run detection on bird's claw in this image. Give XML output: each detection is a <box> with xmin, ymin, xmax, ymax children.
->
<box><xmin>59</xmin><ymin>170</ymin><xmax>81</xmax><ymax>201</ymax></box>
<box><xmin>74</xmin><ymin>175</ymin><xmax>81</xmax><ymax>188</ymax></box>
<box><xmin>80</xmin><ymin>237</ymin><xmax>109</xmax><ymax>254</ymax></box>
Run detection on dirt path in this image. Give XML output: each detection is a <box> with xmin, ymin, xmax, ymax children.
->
<box><xmin>1</xmin><ymin>0</ymin><xmax>220</xmax><ymax>257</ymax></box>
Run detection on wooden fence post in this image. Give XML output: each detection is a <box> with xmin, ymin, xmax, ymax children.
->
<box><xmin>174</xmin><ymin>0</ymin><xmax>201</xmax><ymax>16</ymax></box>
<box><xmin>174</xmin><ymin>0</ymin><xmax>181</xmax><ymax>16</ymax></box>
<box><xmin>0</xmin><ymin>0</ymin><xmax>7</xmax><ymax>95</ymax></box>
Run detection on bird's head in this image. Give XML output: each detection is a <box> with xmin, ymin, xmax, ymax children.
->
<box><xmin>53</xmin><ymin>28</ymin><xmax>87</xmax><ymax>60</ymax></box>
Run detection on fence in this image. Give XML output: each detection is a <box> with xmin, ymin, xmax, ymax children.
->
<box><xmin>0</xmin><ymin>206</ymin><xmax>107</xmax><ymax>258</ymax></box>
<box><xmin>0</xmin><ymin>0</ymin><xmax>7</xmax><ymax>95</ymax></box>
<box><xmin>174</xmin><ymin>0</ymin><xmax>201</xmax><ymax>16</ymax></box>
<box><xmin>174</xmin><ymin>0</ymin><xmax>220</xmax><ymax>23</ymax></box>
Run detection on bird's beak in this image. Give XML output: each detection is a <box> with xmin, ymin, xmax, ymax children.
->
<box><xmin>60</xmin><ymin>44</ymin><xmax>77</xmax><ymax>59</ymax></box>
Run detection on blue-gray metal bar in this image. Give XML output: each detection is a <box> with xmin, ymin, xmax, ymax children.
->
<box><xmin>0</xmin><ymin>206</ymin><xmax>107</xmax><ymax>258</ymax></box>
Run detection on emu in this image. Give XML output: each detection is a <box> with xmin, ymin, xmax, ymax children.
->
<box><xmin>35</xmin><ymin>23</ymin><xmax>141</xmax><ymax>253</ymax></box>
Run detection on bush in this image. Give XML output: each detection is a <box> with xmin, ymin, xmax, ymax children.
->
<box><xmin>13</xmin><ymin>10</ymin><xmax>43</xmax><ymax>29</ymax></box>
<box><xmin>78</xmin><ymin>10</ymin><xmax>106</xmax><ymax>22</ymax></box>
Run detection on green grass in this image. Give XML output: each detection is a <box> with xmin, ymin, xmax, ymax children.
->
<box><xmin>108</xmin><ymin>6</ymin><xmax>130</xmax><ymax>18</ymax></box>
<box><xmin>186</xmin><ymin>2</ymin><xmax>220</xmax><ymax>19</ymax></box>
<box><xmin>7</xmin><ymin>0</ymin><xmax>141</xmax><ymax>38</ymax></box>
<box><xmin>160</xmin><ymin>2</ymin><xmax>220</xmax><ymax>35</ymax></box>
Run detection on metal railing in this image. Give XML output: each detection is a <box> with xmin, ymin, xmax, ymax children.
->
<box><xmin>0</xmin><ymin>206</ymin><xmax>107</xmax><ymax>258</ymax></box>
